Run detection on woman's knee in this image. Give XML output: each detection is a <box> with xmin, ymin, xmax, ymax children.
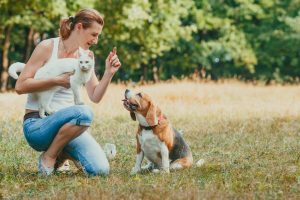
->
<box><xmin>65</xmin><ymin>131</ymin><xmax>109</xmax><ymax>176</ymax></box>
<box><xmin>84</xmin><ymin>160</ymin><xmax>110</xmax><ymax>176</ymax></box>
<box><xmin>72</xmin><ymin>105</ymin><xmax>94</xmax><ymax>126</ymax></box>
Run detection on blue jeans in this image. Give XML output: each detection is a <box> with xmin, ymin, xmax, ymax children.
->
<box><xmin>23</xmin><ymin>105</ymin><xmax>109</xmax><ymax>176</ymax></box>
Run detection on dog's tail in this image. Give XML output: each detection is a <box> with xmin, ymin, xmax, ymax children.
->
<box><xmin>8</xmin><ymin>62</ymin><xmax>25</xmax><ymax>79</ymax></box>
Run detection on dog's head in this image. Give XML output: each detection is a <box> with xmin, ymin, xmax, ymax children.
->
<box><xmin>123</xmin><ymin>89</ymin><xmax>160</xmax><ymax>126</ymax></box>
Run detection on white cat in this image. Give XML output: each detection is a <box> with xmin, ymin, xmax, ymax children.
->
<box><xmin>8</xmin><ymin>47</ymin><xmax>94</xmax><ymax>118</ymax></box>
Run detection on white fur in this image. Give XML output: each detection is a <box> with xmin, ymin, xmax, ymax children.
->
<box><xmin>104</xmin><ymin>143</ymin><xmax>117</xmax><ymax>160</ymax></box>
<box><xmin>8</xmin><ymin>62</ymin><xmax>25</xmax><ymax>79</ymax></box>
<box><xmin>132</xmin><ymin>113</ymin><xmax>170</xmax><ymax>174</ymax></box>
<box><xmin>170</xmin><ymin>162</ymin><xmax>183</xmax><ymax>170</ymax></box>
<box><xmin>131</xmin><ymin>151</ymin><xmax>144</xmax><ymax>175</ymax></box>
<box><xmin>196</xmin><ymin>159</ymin><xmax>205</xmax><ymax>167</ymax></box>
<box><xmin>135</xmin><ymin>113</ymin><xmax>149</xmax><ymax>126</ymax></box>
<box><xmin>8</xmin><ymin>47</ymin><xmax>94</xmax><ymax>118</ymax></box>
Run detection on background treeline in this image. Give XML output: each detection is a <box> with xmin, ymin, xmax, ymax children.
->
<box><xmin>1</xmin><ymin>0</ymin><xmax>300</xmax><ymax>92</ymax></box>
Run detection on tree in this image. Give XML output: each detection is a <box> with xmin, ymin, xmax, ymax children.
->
<box><xmin>0</xmin><ymin>0</ymin><xmax>96</xmax><ymax>91</ymax></box>
<box><xmin>95</xmin><ymin>0</ymin><xmax>197</xmax><ymax>81</ymax></box>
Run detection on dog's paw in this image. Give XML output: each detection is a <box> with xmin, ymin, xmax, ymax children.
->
<box><xmin>141</xmin><ymin>162</ymin><xmax>155</xmax><ymax>171</ymax></box>
<box><xmin>170</xmin><ymin>162</ymin><xmax>184</xmax><ymax>170</ymax></box>
<box><xmin>161</xmin><ymin>168</ymin><xmax>170</xmax><ymax>174</ymax></box>
<box><xmin>152</xmin><ymin>169</ymin><xmax>160</xmax><ymax>174</ymax></box>
<box><xmin>130</xmin><ymin>167</ymin><xmax>141</xmax><ymax>175</ymax></box>
<box><xmin>151</xmin><ymin>168</ymin><xmax>170</xmax><ymax>174</ymax></box>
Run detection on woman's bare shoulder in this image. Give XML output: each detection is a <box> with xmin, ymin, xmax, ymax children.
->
<box><xmin>29</xmin><ymin>38</ymin><xmax>57</xmax><ymax>62</ymax></box>
<box><xmin>35</xmin><ymin>38</ymin><xmax>55</xmax><ymax>53</ymax></box>
<box><xmin>24</xmin><ymin>38</ymin><xmax>58</xmax><ymax>67</ymax></box>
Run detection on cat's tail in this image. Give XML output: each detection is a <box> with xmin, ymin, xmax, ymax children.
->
<box><xmin>8</xmin><ymin>62</ymin><xmax>25</xmax><ymax>79</ymax></box>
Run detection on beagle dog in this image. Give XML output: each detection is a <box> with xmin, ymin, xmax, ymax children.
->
<box><xmin>123</xmin><ymin>89</ymin><xmax>193</xmax><ymax>174</ymax></box>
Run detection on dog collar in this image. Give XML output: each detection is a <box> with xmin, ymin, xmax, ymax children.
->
<box><xmin>140</xmin><ymin>114</ymin><xmax>164</xmax><ymax>130</ymax></box>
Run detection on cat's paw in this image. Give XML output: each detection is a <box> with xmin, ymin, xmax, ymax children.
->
<box><xmin>46</xmin><ymin>109</ymin><xmax>56</xmax><ymax>115</ymax></box>
<box><xmin>39</xmin><ymin>110</ymin><xmax>46</xmax><ymax>118</ymax></box>
<box><xmin>75</xmin><ymin>100</ymin><xmax>84</xmax><ymax>105</ymax></box>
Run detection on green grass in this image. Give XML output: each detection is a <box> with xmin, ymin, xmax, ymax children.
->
<box><xmin>1</xmin><ymin>81</ymin><xmax>300</xmax><ymax>199</ymax></box>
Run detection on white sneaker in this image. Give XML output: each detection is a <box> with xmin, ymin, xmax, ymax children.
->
<box><xmin>56</xmin><ymin>160</ymin><xmax>71</xmax><ymax>172</ymax></box>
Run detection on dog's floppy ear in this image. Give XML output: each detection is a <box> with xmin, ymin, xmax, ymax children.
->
<box><xmin>130</xmin><ymin>112</ymin><xmax>136</xmax><ymax>121</ymax></box>
<box><xmin>146</xmin><ymin>102</ymin><xmax>157</xmax><ymax>126</ymax></box>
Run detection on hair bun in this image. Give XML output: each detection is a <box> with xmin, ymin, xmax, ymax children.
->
<box><xmin>68</xmin><ymin>16</ymin><xmax>75</xmax><ymax>23</ymax></box>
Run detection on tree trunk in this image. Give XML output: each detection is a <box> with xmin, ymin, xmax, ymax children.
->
<box><xmin>0</xmin><ymin>25</ymin><xmax>12</xmax><ymax>92</ymax></box>
<box><xmin>142</xmin><ymin>64</ymin><xmax>148</xmax><ymax>81</ymax></box>
<box><xmin>152</xmin><ymin>66</ymin><xmax>159</xmax><ymax>83</ymax></box>
<box><xmin>24</xmin><ymin>27</ymin><xmax>34</xmax><ymax>62</ymax></box>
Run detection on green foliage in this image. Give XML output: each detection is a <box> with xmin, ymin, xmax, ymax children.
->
<box><xmin>1</xmin><ymin>0</ymin><xmax>300</xmax><ymax>84</ymax></box>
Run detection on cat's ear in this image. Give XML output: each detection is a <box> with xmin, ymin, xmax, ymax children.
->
<box><xmin>78</xmin><ymin>47</ymin><xmax>89</xmax><ymax>56</ymax></box>
<box><xmin>78</xmin><ymin>47</ymin><xmax>85</xmax><ymax>56</ymax></box>
<box><xmin>88</xmin><ymin>51</ymin><xmax>94</xmax><ymax>58</ymax></box>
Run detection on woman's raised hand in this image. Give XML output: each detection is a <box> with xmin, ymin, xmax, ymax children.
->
<box><xmin>105</xmin><ymin>47</ymin><xmax>121</xmax><ymax>75</ymax></box>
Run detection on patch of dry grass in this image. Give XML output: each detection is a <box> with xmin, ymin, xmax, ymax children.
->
<box><xmin>1</xmin><ymin>81</ymin><xmax>300</xmax><ymax>199</ymax></box>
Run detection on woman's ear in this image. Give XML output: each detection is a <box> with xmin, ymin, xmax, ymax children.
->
<box><xmin>75</xmin><ymin>22</ymin><xmax>83</xmax><ymax>30</ymax></box>
<box><xmin>146</xmin><ymin>102</ymin><xmax>157</xmax><ymax>126</ymax></box>
<box><xmin>130</xmin><ymin>112</ymin><xmax>136</xmax><ymax>121</ymax></box>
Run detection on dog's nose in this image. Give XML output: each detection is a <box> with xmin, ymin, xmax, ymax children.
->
<box><xmin>125</xmin><ymin>89</ymin><xmax>129</xmax><ymax>95</ymax></box>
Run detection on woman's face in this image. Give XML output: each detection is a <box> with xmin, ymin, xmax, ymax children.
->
<box><xmin>77</xmin><ymin>21</ymin><xmax>103</xmax><ymax>50</ymax></box>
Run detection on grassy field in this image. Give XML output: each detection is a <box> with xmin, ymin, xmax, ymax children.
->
<box><xmin>1</xmin><ymin>81</ymin><xmax>300</xmax><ymax>199</ymax></box>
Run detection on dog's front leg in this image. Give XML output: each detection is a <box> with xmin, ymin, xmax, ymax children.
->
<box><xmin>131</xmin><ymin>151</ymin><xmax>144</xmax><ymax>175</ymax></box>
<box><xmin>142</xmin><ymin>158</ymin><xmax>156</xmax><ymax>171</ymax></box>
<box><xmin>160</xmin><ymin>143</ymin><xmax>170</xmax><ymax>173</ymax></box>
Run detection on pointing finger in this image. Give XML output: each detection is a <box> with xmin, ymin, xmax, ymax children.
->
<box><xmin>112</xmin><ymin>47</ymin><xmax>117</xmax><ymax>55</ymax></box>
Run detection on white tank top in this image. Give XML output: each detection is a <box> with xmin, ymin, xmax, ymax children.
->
<box><xmin>25</xmin><ymin>37</ymin><xmax>75</xmax><ymax>111</ymax></box>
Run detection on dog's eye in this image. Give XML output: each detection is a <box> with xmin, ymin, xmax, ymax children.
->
<box><xmin>136</xmin><ymin>93</ymin><xmax>142</xmax><ymax>98</ymax></box>
<box><xmin>85</xmin><ymin>61</ymin><xmax>89</xmax><ymax>63</ymax></box>
<box><xmin>80</xmin><ymin>61</ymin><xmax>83</xmax><ymax>64</ymax></box>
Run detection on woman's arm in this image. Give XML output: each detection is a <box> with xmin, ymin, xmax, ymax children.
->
<box><xmin>85</xmin><ymin>71</ymin><xmax>113</xmax><ymax>103</ymax></box>
<box><xmin>15</xmin><ymin>39</ymin><xmax>72</xmax><ymax>94</ymax></box>
<box><xmin>85</xmin><ymin>48</ymin><xmax>121</xmax><ymax>103</ymax></box>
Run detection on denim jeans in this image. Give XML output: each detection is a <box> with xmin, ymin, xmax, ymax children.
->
<box><xmin>23</xmin><ymin>105</ymin><xmax>109</xmax><ymax>176</ymax></box>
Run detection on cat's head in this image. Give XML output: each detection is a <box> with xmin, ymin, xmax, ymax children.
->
<box><xmin>78</xmin><ymin>47</ymin><xmax>94</xmax><ymax>72</ymax></box>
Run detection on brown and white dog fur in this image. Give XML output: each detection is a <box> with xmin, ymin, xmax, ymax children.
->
<box><xmin>123</xmin><ymin>89</ymin><xmax>193</xmax><ymax>174</ymax></box>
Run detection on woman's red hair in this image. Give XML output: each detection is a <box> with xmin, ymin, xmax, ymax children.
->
<box><xmin>60</xmin><ymin>8</ymin><xmax>104</xmax><ymax>40</ymax></box>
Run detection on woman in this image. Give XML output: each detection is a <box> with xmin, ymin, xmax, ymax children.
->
<box><xmin>15</xmin><ymin>8</ymin><xmax>121</xmax><ymax>176</ymax></box>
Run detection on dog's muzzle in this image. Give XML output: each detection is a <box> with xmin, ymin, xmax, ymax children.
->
<box><xmin>122</xmin><ymin>99</ymin><xmax>138</xmax><ymax>111</ymax></box>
